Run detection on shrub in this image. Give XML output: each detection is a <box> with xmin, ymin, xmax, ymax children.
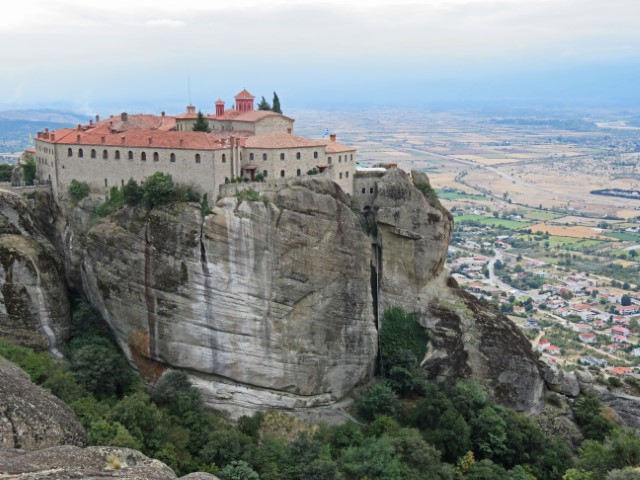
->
<box><xmin>95</xmin><ymin>186</ymin><xmax>124</xmax><ymax>217</ymax></box>
<box><xmin>379</xmin><ymin>307</ymin><xmax>428</xmax><ymax>368</ymax></box>
<box><xmin>307</xmin><ymin>168</ymin><xmax>320</xmax><ymax>175</ymax></box>
<box><xmin>236</xmin><ymin>188</ymin><xmax>260</xmax><ymax>202</ymax></box>
<box><xmin>68</xmin><ymin>179</ymin><xmax>90</xmax><ymax>205</ymax></box>
<box><xmin>254</xmin><ymin>173</ymin><xmax>265</xmax><ymax>182</ymax></box>
<box><xmin>122</xmin><ymin>178</ymin><xmax>142</xmax><ymax>205</ymax></box>
<box><xmin>0</xmin><ymin>338</ymin><xmax>55</xmax><ymax>384</ymax></box>
<box><xmin>22</xmin><ymin>156</ymin><xmax>36</xmax><ymax>184</ymax></box>
<box><xmin>141</xmin><ymin>172</ymin><xmax>175</xmax><ymax>207</ymax></box>
<box><xmin>414</xmin><ymin>180</ymin><xmax>441</xmax><ymax>207</ymax></box>
<box><xmin>355</xmin><ymin>381</ymin><xmax>401</xmax><ymax>421</ymax></box>
<box><xmin>200</xmin><ymin>193</ymin><xmax>213</xmax><ymax>217</ymax></box>
<box><xmin>609</xmin><ymin>377</ymin><xmax>623</xmax><ymax>388</ymax></box>
<box><xmin>0</xmin><ymin>163</ymin><xmax>13</xmax><ymax>181</ymax></box>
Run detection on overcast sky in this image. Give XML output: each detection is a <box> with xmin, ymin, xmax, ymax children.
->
<box><xmin>1</xmin><ymin>0</ymin><xmax>639</xmax><ymax>113</ymax></box>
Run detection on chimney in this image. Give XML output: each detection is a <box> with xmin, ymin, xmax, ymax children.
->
<box><xmin>187</xmin><ymin>105</ymin><xmax>196</xmax><ymax>114</ymax></box>
<box><xmin>45</xmin><ymin>128</ymin><xmax>49</xmax><ymax>133</ymax></box>
<box><xmin>37</xmin><ymin>132</ymin><xmax>42</xmax><ymax>139</ymax></box>
<box><xmin>77</xmin><ymin>134</ymin><xmax>81</xmax><ymax>143</ymax></box>
<box><xmin>329</xmin><ymin>134</ymin><xmax>336</xmax><ymax>142</ymax></box>
<box><xmin>95</xmin><ymin>114</ymin><xmax>100</xmax><ymax>122</ymax></box>
<box><xmin>50</xmin><ymin>134</ymin><xmax>55</xmax><ymax>141</ymax></box>
<box><xmin>161</xmin><ymin>111</ymin><xmax>165</xmax><ymax>117</ymax></box>
<box><xmin>121</xmin><ymin>136</ymin><xmax>125</xmax><ymax>144</ymax></box>
<box><xmin>121</xmin><ymin>112</ymin><xmax>128</xmax><ymax>122</ymax></box>
<box><xmin>221</xmin><ymin>138</ymin><xmax>226</xmax><ymax>146</ymax></box>
<box><xmin>148</xmin><ymin>137</ymin><xmax>152</xmax><ymax>145</ymax></box>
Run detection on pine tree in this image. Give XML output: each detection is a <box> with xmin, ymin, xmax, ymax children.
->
<box><xmin>192</xmin><ymin>111</ymin><xmax>211</xmax><ymax>132</ymax></box>
<box><xmin>272</xmin><ymin>92</ymin><xmax>282</xmax><ymax>114</ymax></box>
<box><xmin>258</xmin><ymin>96</ymin><xmax>271</xmax><ymax>110</ymax></box>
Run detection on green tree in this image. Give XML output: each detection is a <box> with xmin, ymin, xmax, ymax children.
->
<box><xmin>23</xmin><ymin>156</ymin><xmax>36</xmax><ymax>184</ymax></box>
<box><xmin>379</xmin><ymin>307</ymin><xmax>428</xmax><ymax>370</ymax></box>
<box><xmin>258</xmin><ymin>96</ymin><xmax>271</xmax><ymax>110</ymax></box>
<box><xmin>68</xmin><ymin>179</ymin><xmax>90</xmax><ymax>205</ymax></box>
<box><xmin>573</xmin><ymin>394</ymin><xmax>616</xmax><ymax>441</ymax></box>
<box><xmin>192</xmin><ymin>111</ymin><xmax>211</xmax><ymax>132</ymax></box>
<box><xmin>141</xmin><ymin>172</ymin><xmax>175</xmax><ymax>207</ymax></box>
<box><xmin>42</xmin><ymin>369</ymin><xmax>87</xmax><ymax>404</ymax></box>
<box><xmin>340</xmin><ymin>435</ymin><xmax>404</xmax><ymax>480</ymax></box>
<box><xmin>123</xmin><ymin>178</ymin><xmax>143</xmax><ymax>205</ymax></box>
<box><xmin>563</xmin><ymin>469</ymin><xmax>593</xmax><ymax>480</ymax></box>
<box><xmin>580</xmin><ymin>430</ymin><xmax>640</xmax><ymax>480</ymax></box>
<box><xmin>606</xmin><ymin>468</ymin><xmax>640</xmax><ymax>480</ymax></box>
<box><xmin>355</xmin><ymin>381</ymin><xmax>401</xmax><ymax>421</ymax></box>
<box><xmin>272</xmin><ymin>92</ymin><xmax>282</xmax><ymax>114</ymax></box>
<box><xmin>621</xmin><ymin>295</ymin><xmax>632</xmax><ymax>307</ymax></box>
<box><xmin>0</xmin><ymin>164</ymin><xmax>13</xmax><ymax>181</ymax></box>
<box><xmin>220</xmin><ymin>460</ymin><xmax>259</xmax><ymax>480</ymax></box>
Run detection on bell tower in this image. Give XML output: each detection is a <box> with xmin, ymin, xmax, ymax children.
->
<box><xmin>234</xmin><ymin>89</ymin><xmax>255</xmax><ymax>113</ymax></box>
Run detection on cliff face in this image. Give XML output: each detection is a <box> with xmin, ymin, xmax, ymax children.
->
<box><xmin>0</xmin><ymin>191</ymin><xmax>70</xmax><ymax>353</ymax></box>
<box><xmin>11</xmin><ymin>170</ymin><xmax>546</xmax><ymax>418</ymax></box>
<box><xmin>81</xmin><ymin>178</ymin><xmax>378</xmax><ymax>417</ymax></box>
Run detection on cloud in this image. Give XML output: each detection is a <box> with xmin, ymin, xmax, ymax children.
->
<box><xmin>145</xmin><ymin>19</ymin><xmax>185</xmax><ymax>29</ymax></box>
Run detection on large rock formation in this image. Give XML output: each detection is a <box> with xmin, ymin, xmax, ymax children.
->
<box><xmin>81</xmin><ymin>178</ymin><xmax>378</xmax><ymax>418</ymax></box>
<box><xmin>66</xmin><ymin>171</ymin><xmax>545</xmax><ymax>416</ymax></box>
<box><xmin>0</xmin><ymin>356</ymin><xmax>86</xmax><ymax>450</ymax></box>
<box><xmin>0</xmin><ymin>445</ymin><xmax>220</xmax><ymax>479</ymax></box>
<box><xmin>0</xmin><ymin>190</ymin><xmax>70</xmax><ymax>353</ymax></box>
<box><xmin>373</xmin><ymin>170</ymin><xmax>545</xmax><ymax>413</ymax></box>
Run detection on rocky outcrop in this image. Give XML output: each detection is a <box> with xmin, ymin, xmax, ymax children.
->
<box><xmin>81</xmin><ymin>178</ymin><xmax>378</xmax><ymax>418</ymax></box>
<box><xmin>0</xmin><ymin>356</ymin><xmax>86</xmax><ymax>450</ymax></box>
<box><xmin>0</xmin><ymin>190</ymin><xmax>70</xmax><ymax>352</ymax></box>
<box><xmin>0</xmin><ymin>445</ymin><xmax>219</xmax><ymax>479</ymax></box>
<box><xmin>595</xmin><ymin>385</ymin><xmax>640</xmax><ymax>431</ymax></box>
<box><xmin>542</xmin><ymin>362</ymin><xmax>580</xmax><ymax>397</ymax></box>
<box><xmin>373</xmin><ymin>169</ymin><xmax>545</xmax><ymax>413</ymax></box>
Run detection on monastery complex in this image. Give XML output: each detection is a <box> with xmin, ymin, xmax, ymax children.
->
<box><xmin>32</xmin><ymin>89</ymin><xmax>383</xmax><ymax>204</ymax></box>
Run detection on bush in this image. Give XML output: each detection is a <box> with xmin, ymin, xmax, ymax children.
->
<box><xmin>355</xmin><ymin>381</ymin><xmax>401</xmax><ymax>421</ymax></box>
<box><xmin>609</xmin><ymin>377</ymin><xmax>623</xmax><ymax>388</ymax></box>
<box><xmin>0</xmin><ymin>163</ymin><xmax>13</xmax><ymax>181</ymax></box>
<box><xmin>68</xmin><ymin>179</ymin><xmax>90</xmax><ymax>204</ymax></box>
<box><xmin>95</xmin><ymin>186</ymin><xmax>125</xmax><ymax>217</ymax></box>
<box><xmin>0</xmin><ymin>338</ymin><xmax>55</xmax><ymax>384</ymax></box>
<box><xmin>414</xmin><ymin>181</ymin><xmax>441</xmax><ymax>207</ymax></box>
<box><xmin>141</xmin><ymin>172</ymin><xmax>175</xmax><ymax>207</ymax></box>
<box><xmin>236</xmin><ymin>188</ymin><xmax>260</xmax><ymax>202</ymax></box>
<box><xmin>379</xmin><ymin>307</ymin><xmax>428</xmax><ymax>369</ymax></box>
<box><xmin>123</xmin><ymin>178</ymin><xmax>143</xmax><ymax>205</ymax></box>
<box><xmin>23</xmin><ymin>156</ymin><xmax>36</xmax><ymax>184</ymax></box>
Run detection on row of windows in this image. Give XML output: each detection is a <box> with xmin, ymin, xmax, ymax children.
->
<box><xmin>327</xmin><ymin>154</ymin><xmax>354</xmax><ymax>165</ymax></box>
<box><xmin>247</xmin><ymin>151</ymin><xmax>321</xmax><ymax>161</ymax></box>
<box><xmin>338</xmin><ymin>172</ymin><xmax>350</xmax><ymax>180</ymax></box>
<box><xmin>66</xmin><ymin>148</ymin><xmax>216</xmax><ymax>163</ymax></box>
<box><xmin>37</xmin><ymin>146</ymin><xmax>53</xmax><ymax>154</ymax></box>
<box><xmin>361</xmin><ymin>187</ymin><xmax>375</xmax><ymax>194</ymax></box>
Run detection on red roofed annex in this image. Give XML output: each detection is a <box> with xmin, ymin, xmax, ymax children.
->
<box><xmin>31</xmin><ymin>89</ymin><xmax>376</xmax><ymax>203</ymax></box>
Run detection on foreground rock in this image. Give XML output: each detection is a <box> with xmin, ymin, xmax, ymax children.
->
<box><xmin>0</xmin><ymin>356</ymin><xmax>86</xmax><ymax>450</ymax></box>
<box><xmin>0</xmin><ymin>190</ymin><xmax>70</xmax><ymax>353</ymax></box>
<box><xmin>0</xmin><ymin>446</ymin><xmax>220</xmax><ymax>479</ymax></box>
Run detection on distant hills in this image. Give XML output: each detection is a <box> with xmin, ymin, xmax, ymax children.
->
<box><xmin>0</xmin><ymin>109</ymin><xmax>86</xmax><ymax>153</ymax></box>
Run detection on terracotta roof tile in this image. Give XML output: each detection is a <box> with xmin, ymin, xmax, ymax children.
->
<box><xmin>235</xmin><ymin>89</ymin><xmax>255</xmax><ymax>99</ymax></box>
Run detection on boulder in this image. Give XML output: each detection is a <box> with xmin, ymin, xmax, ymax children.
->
<box><xmin>542</xmin><ymin>363</ymin><xmax>580</xmax><ymax>397</ymax></box>
<box><xmin>0</xmin><ymin>356</ymin><xmax>85</xmax><ymax>450</ymax></box>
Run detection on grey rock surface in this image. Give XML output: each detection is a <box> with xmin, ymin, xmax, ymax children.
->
<box><xmin>0</xmin><ymin>190</ymin><xmax>70</xmax><ymax>353</ymax></box>
<box><xmin>0</xmin><ymin>446</ymin><xmax>179</xmax><ymax>479</ymax></box>
<box><xmin>595</xmin><ymin>384</ymin><xmax>640</xmax><ymax>430</ymax></box>
<box><xmin>543</xmin><ymin>363</ymin><xmax>580</xmax><ymax>397</ymax></box>
<box><xmin>0</xmin><ymin>356</ymin><xmax>86</xmax><ymax>450</ymax></box>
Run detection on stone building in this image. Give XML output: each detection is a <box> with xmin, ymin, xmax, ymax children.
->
<box><xmin>33</xmin><ymin>89</ymin><xmax>361</xmax><ymax>202</ymax></box>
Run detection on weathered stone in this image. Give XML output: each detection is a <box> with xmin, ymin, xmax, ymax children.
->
<box><xmin>0</xmin><ymin>356</ymin><xmax>86</xmax><ymax>450</ymax></box>
<box><xmin>0</xmin><ymin>446</ymin><xmax>178</xmax><ymax>479</ymax></box>
<box><xmin>373</xmin><ymin>170</ymin><xmax>545</xmax><ymax>413</ymax></box>
<box><xmin>574</xmin><ymin>369</ymin><xmax>595</xmax><ymax>393</ymax></box>
<box><xmin>542</xmin><ymin>363</ymin><xmax>580</xmax><ymax>397</ymax></box>
<box><xmin>0</xmin><ymin>191</ymin><xmax>70</xmax><ymax>353</ymax></box>
<box><xmin>81</xmin><ymin>178</ymin><xmax>378</xmax><ymax>418</ymax></box>
<box><xmin>595</xmin><ymin>384</ymin><xmax>640</xmax><ymax>430</ymax></box>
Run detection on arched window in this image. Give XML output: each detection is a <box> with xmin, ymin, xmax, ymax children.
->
<box><xmin>128</xmin><ymin>151</ymin><xmax>133</xmax><ymax>160</ymax></box>
<box><xmin>328</xmin><ymin>156</ymin><xmax>332</xmax><ymax>164</ymax></box>
<box><xmin>222</xmin><ymin>154</ymin><xmax>226</xmax><ymax>163</ymax></box>
<box><xmin>249</xmin><ymin>153</ymin><xmax>254</xmax><ymax>161</ymax></box>
<box><xmin>195</xmin><ymin>153</ymin><xmax>201</xmax><ymax>163</ymax></box>
<box><xmin>313</xmin><ymin>151</ymin><xmax>318</xmax><ymax>159</ymax></box>
<box><xmin>153</xmin><ymin>152</ymin><xmax>159</xmax><ymax>162</ymax></box>
<box><xmin>91</xmin><ymin>149</ymin><xmax>96</xmax><ymax>158</ymax></box>
<box><xmin>280</xmin><ymin>153</ymin><xmax>285</xmax><ymax>160</ymax></box>
<box><xmin>296</xmin><ymin>169</ymin><xmax>301</xmax><ymax>176</ymax></box>
<box><xmin>141</xmin><ymin>152</ymin><xmax>147</xmax><ymax>161</ymax></box>
<box><xmin>115</xmin><ymin>150</ymin><xmax>120</xmax><ymax>160</ymax></box>
<box><xmin>67</xmin><ymin>148</ymin><xmax>72</xmax><ymax>157</ymax></box>
<box><xmin>170</xmin><ymin>153</ymin><xmax>176</xmax><ymax>162</ymax></box>
<box><xmin>296</xmin><ymin>152</ymin><xmax>301</xmax><ymax>160</ymax></box>
<box><xmin>339</xmin><ymin>173</ymin><xmax>343</xmax><ymax>179</ymax></box>
<box><xmin>78</xmin><ymin>149</ymin><xmax>83</xmax><ymax>158</ymax></box>
<box><xmin>263</xmin><ymin>170</ymin><xmax>268</xmax><ymax>178</ymax></box>
<box><xmin>103</xmin><ymin>150</ymin><xmax>108</xmax><ymax>159</ymax></box>
<box><xmin>263</xmin><ymin>153</ymin><xmax>267</xmax><ymax>161</ymax></box>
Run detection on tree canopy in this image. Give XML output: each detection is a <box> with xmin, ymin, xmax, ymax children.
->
<box><xmin>192</xmin><ymin>111</ymin><xmax>211</xmax><ymax>132</ymax></box>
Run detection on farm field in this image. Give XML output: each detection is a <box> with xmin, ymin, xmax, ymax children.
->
<box><xmin>528</xmin><ymin>223</ymin><xmax>611</xmax><ymax>239</ymax></box>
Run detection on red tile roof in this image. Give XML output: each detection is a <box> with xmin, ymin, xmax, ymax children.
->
<box><xmin>235</xmin><ymin>89</ymin><xmax>255</xmax><ymax>99</ymax></box>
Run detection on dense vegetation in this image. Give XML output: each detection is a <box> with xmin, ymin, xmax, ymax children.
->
<box><xmin>0</xmin><ymin>163</ymin><xmax>13</xmax><ymax>181</ymax></box>
<box><xmin>2</xmin><ymin>304</ymin><xmax>640</xmax><ymax>479</ymax></box>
